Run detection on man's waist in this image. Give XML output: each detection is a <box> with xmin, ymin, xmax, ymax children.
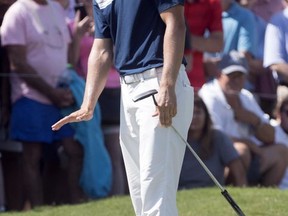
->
<box><xmin>120</xmin><ymin>67</ymin><xmax>163</xmax><ymax>84</ymax></box>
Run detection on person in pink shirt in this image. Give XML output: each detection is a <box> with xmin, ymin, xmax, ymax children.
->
<box><xmin>1</xmin><ymin>0</ymin><xmax>85</xmax><ymax>209</ymax></box>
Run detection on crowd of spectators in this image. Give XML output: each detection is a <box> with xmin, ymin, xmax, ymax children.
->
<box><xmin>180</xmin><ymin>0</ymin><xmax>288</xmax><ymax>189</ymax></box>
<box><xmin>1</xmin><ymin>0</ymin><xmax>288</xmax><ymax>212</ymax></box>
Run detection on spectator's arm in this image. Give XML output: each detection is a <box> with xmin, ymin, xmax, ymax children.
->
<box><xmin>6</xmin><ymin>45</ymin><xmax>74</xmax><ymax>107</ymax></box>
<box><xmin>226</xmin><ymin>92</ymin><xmax>275</xmax><ymax>143</ymax></box>
<box><xmin>244</xmin><ymin>51</ymin><xmax>266</xmax><ymax>76</ymax></box>
<box><xmin>233</xmin><ymin>106</ymin><xmax>275</xmax><ymax>143</ymax></box>
<box><xmin>68</xmin><ymin>12</ymin><xmax>93</xmax><ymax>68</ymax></box>
<box><xmin>190</xmin><ymin>31</ymin><xmax>223</xmax><ymax>53</ymax></box>
<box><xmin>7</xmin><ymin>45</ymin><xmax>53</xmax><ymax>93</ymax></box>
<box><xmin>253</xmin><ymin>118</ymin><xmax>275</xmax><ymax>144</ymax></box>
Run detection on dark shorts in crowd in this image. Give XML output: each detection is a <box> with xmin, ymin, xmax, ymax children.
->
<box><xmin>247</xmin><ymin>153</ymin><xmax>261</xmax><ymax>185</ymax></box>
<box><xmin>10</xmin><ymin>97</ymin><xmax>74</xmax><ymax>143</ymax></box>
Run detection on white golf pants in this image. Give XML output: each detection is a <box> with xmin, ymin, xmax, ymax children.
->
<box><xmin>120</xmin><ymin>65</ymin><xmax>194</xmax><ymax>216</ymax></box>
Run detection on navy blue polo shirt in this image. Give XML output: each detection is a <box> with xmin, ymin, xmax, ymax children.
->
<box><xmin>93</xmin><ymin>0</ymin><xmax>185</xmax><ymax>76</ymax></box>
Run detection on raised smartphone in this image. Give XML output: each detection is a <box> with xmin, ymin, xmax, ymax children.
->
<box><xmin>74</xmin><ymin>3</ymin><xmax>87</xmax><ymax>20</ymax></box>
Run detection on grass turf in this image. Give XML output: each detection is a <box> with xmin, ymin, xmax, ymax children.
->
<box><xmin>2</xmin><ymin>187</ymin><xmax>288</xmax><ymax>216</ymax></box>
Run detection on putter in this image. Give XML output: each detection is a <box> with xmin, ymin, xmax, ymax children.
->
<box><xmin>133</xmin><ymin>89</ymin><xmax>246</xmax><ymax>216</ymax></box>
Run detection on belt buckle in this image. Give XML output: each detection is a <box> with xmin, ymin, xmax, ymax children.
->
<box><xmin>121</xmin><ymin>76</ymin><xmax>128</xmax><ymax>84</ymax></box>
<box><xmin>121</xmin><ymin>68</ymin><xmax>158</xmax><ymax>84</ymax></box>
<box><xmin>121</xmin><ymin>74</ymin><xmax>137</xmax><ymax>84</ymax></box>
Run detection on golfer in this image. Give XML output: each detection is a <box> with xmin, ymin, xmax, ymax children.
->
<box><xmin>52</xmin><ymin>1</ymin><xmax>194</xmax><ymax>215</ymax></box>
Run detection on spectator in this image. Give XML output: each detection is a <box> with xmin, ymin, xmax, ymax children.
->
<box><xmin>184</xmin><ymin>0</ymin><xmax>223</xmax><ymax>88</ymax></box>
<box><xmin>222</xmin><ymin>0</ymin><xmax>265</xmax><ymax>92</ymax></box>
<box><xmin>69</xmin><ymin>0</ymin><xmax>127</xmax><ymax>196</ymax></box>
<box><xmin>264</xmin><ymin>1</ymin><xmax>288</xmax><ymax>95</ymax></box>
<box><xmin>1</xmin><ymin>0</ymin><xmax>85</xmax><ymax>209</ymax></box>
<box><xmin>236</xmin><ymin>0</ymin><xmax>277</xmax><ymax>116</ymax></box>
<box><xmin>251</xmin><ymin>0</ymin><xmax>284</xmax><ymax>22</ymax></box>
<box><xmin>204</xmin><ymin>0</ymin><xmax>259</xmax><ymax>93</ymax></box>
<box><xmin>199</xmin><ymin>50</ymin><xmax>287</xmax><ymax>186</ymax></box>
<box><xmin>271</xmin><ymin>86</ymin><xmax>288</xmax><ymax>189</ymax></box>
<box><xmin>179</xmin><ymin>95</ymin><xmax>246</xmax><ymax>189</ymax></box>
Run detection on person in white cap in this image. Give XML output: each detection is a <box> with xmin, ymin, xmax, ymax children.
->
<box><xmin>199</xmin><ymin>50</ymin><xmax>287</xmax><ymax>186</ymax></box>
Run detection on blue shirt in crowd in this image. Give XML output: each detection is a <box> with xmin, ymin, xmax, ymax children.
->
<box><xmin>264</xmin><ymin>8</ymin><xmax>288</xmax><ymax>69</ymax></box>
<box><xmin>222</xmin><ymin>2</ymin><xmax>257</xmax><ymax>57</ymax></box>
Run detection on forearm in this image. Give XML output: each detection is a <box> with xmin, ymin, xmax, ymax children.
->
<box><xmin>7</xmin><ymin>45</ymin><xmax>56</xmax><ymax>100</ymax></box>
<box><xmin>81</xmin><ymin>39</ymin><xmax>113</xmax><ymax>111</ymax></box>
<box><xmin>12</xmin><ymin>63</ymin><xmax>56</xmax><ymax>100</ymax></box>
<box><xmin>244</xmin><ymin>110</ymin><xmax>274</xmax><ymax>143</ymax></box>
<box><xmin>161</xmin><ymin>6</ymin><xmax>186</xmax><ymax>88</ymax></box>
<box><xmin>233</xmin><ymin>105</ymin><xmax>274</xmax><ymax>143</ymax></box>
<box><xmin>254</xmin><ymin>122</ymin><xmax>275</xmax><ymax>144</ymax></box>
<box><xmin>191</xmin><ymin>31</ymin><xmax>223</xmax><ymax>53</ymax></box>
<box><xmin>244</xmin><ymin>52</ymin><xmax>266</xmax><ymax>76</ymax></box>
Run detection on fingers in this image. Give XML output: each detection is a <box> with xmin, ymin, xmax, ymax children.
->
<box><xmin>51</xmin><ymin>115</ymin><xmax>74</xmax><ymax>131</ymax></box>
<box><xmin>51</xmin><ymin>110</ymin><xmax>93</xmax><ymax>131</ymax></box>
<box><xmin>74</xmin><ymin>10</ymin><xmax>80</xmax><ymax>22</ymax></box>
<box><xmin>153</xmin><ymin>106</ymin><xmax>177</xmax><ymax>127</ymax></box>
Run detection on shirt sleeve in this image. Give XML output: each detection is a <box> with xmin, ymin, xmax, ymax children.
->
<box><xmin>241</xmin><ymin>89</ymin><xmax>270</xmax><ymax>123</ymax></box>
<box><xmin>198</xmin><ymin>84</ymin><xmax>227</xmax><ymax>131</ymax></box>
<box><xmin>263</xmin><ymin>15</ymin><xmax>286</xmax><ymax>68</ymax></box>
<box><xmin>93</xmin><ymin>3</ymin><xmax>111</xmax><ymax>38</ymax></box>
<box><xmin>0</xmin><ymin>4</ymin><xmax>27</xmax><ymax>46</ymax></box>
<box><xmin>153</xmin><ymin>0</ymin><xmax>184</xmax><ymax>13</ymax></box>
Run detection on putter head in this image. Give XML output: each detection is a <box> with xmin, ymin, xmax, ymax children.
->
<box><xmin>132</xmin><ymin>89</ymin><xmax>158</xmax><ymax>102</ymax></box>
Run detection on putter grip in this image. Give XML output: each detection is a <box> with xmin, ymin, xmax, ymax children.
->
<box><xmin>221</xmin><ymin>190</ymin><xmax>245</xmax><ymax>216</ymax></box>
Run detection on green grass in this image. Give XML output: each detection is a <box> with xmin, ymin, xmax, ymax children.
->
<box><xmin>2</xmin><ymin>187</ymin><xmax>288</xmax><ymax>216</ymax></box>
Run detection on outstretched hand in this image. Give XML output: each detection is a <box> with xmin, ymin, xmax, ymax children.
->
<box><xmin>51</xmin><ymin>108</ymin><xmax>93</xmax><ymax>131</ymax></box>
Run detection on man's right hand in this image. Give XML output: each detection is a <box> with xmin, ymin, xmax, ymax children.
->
<box><xmin>51</xmin><ymin>107</ymin><xmax>94</xmax><ymax>131</ymax></box>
